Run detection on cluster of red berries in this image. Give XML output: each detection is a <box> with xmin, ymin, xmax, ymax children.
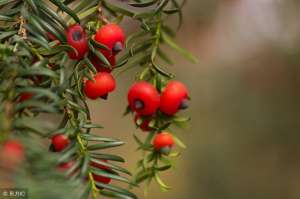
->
<box><xmin>17</xmin><ymin>24</ymin><xmax>125</xmax><ymax>105</ymax></box>
<box><xmin>65</xmin><ymin>23</ymin><xmax>124</xmax><ymax>62</ymax></box>
<box><xmin>127</xmin><ymin>80</ymin><xmax>189</xmax><ymax>154</ymax></box>
<box><xmin>64</xmin><ymin>23</ymin><xmax>125</xmax><ymax>100</ymax></box>
<box><xmin>50</xmin><ymin>134</ymin><xmax>111</xmax><ymax>187</ymax></box>
<box><xmin>128</xmin><ymin>80</ymin><xmax>189</xmax><ymax>116</ymax></box>
<box><xmin>17</xmin><ymin>24</ymin><xmax>125</xmax><ymax>103</ymax></box>
<box><xmin>14</xmin><ymin>23</ymin><xmax>126</xmax><ymax>186</ymax></box>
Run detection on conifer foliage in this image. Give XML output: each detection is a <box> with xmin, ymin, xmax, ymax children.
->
<box><xmin>0</xmin><ymin>0</ymin><xmax>197</xmax><ymax>198</ymax></box>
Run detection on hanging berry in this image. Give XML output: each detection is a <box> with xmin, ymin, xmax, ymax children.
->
<box><xmin>153</xmin><ymin>132</ymin><xmax>174</xmax><ymax>155</ymax></box>
<box><xmin>57</xmin><ymin>160</ymin><xmax>78</xmax><ymax>177</ymax></box>
<box><xmin>90</xmin><ymin>159</ymin><xmax>112</xmax><ymax>186</ymax></box>
<box><xmin>83</xmin><ymin>72</ymin><xmax>116</xmax><ymax>100</ymax></box>
<box><xmin>58</xmin><ymin>161</ymin><xmax>75</xmax><ymax>171</ymax></box>
<box><xmin>91</xmin><ymin>55</ymin><xmax>116</xmax><ymax>73</ymax></box>
<box><xmin>51</xmin><ymin>134</ymin><xmax>70</xmax><ymax>152</ymax></box>
<box><xmin>47</xmin><ymin>32</ymin><xmax>60</xmax><ymax>46</ymax></box>
<box><xmin>18</xmin><ymin>92</ymin><xmax>33</xmax><ymax>102</ymax></box>
<box><xmin>160</xmin><ymin>81</ymin><xmax>189</xmax><ymax>115</ymax></box>
<box><xmin>47</xmin><ymin>32</ymin><xmax>57</xmax><ymax>41</ymax></box>
<box><xmin>128</xmin><ymin>81</ymin><xmax>160</xmax><ymax>116</ymax></box>
<box><xmin>94</xmin><ymin>23</ymin><xmax>125</xmax><ymax>56</ymax></box>
<box><xmin>66</xmin><ymin>24</ymin><xmax>88</xmax><ymax>60</ymax></box>
<box><xmin>134</xmin><ymin>114</ymin><xmax>152</xmax><ymax>132</ymax></box>
<box><xmin>0</xmin><ymin>140</ymin><xmax>24</xmax><ymax>170</ymax></box>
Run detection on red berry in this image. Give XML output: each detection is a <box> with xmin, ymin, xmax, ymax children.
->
<box><xmin>2</xmin><ymin>140</ymin><xmax>24</xmax><ymax>159</ymax></box>
<box><xmin>66</xmin><ymin>24</ymin><xmax>88</xmax><ymax>60</ymax></box>
<box><xmin>47</xmin><ymin>32</ymin><xmax>60</xmax><ymax>46</ymax></box>
<box><xmin>51</xmin><ymin>134</ymin><xmax>70</xmax><ymax>152</ymax></box>
<box><xmin>58</xmin><ymin>160</ymin><xmax>75</xmax><ymax>171</ymax></box>
<box><xmin>153</xmin><ymin>132</ymin><xmax>174</xmax><ymax>155</ymax></box>
<box><xmin>134</xmin><ymin>114</ymin><xmax>152</xmax><ymax>132</ymax></box>
<box><xmin>1</xmin><ymin>140</ymin><xmax>24</xmax><ymax>169</ymax></box>
<box><xmin>57</xmin><ymin>160</ymin><xmax>79</xmax><ymax>177</ymax></box>
<box><xmin>90</xmin><ymin>159</ymin><xmax>109</xmax><ymax>170</ymax></box>
<box><xmin>47</xmin><ymin>32</ymin><xmax>57</xmax><ymax>41</ymax></box>
<box><xmin>94</xmin><ymin>23</ymin><xmax>125</xmax><ymax>56</ymax></box>
<box><xmin>19</xmin><ymin>92</ymin><xmax>33</xmax><ymax>102</ymax></box>
<box><xmin>160</xmin><ymin>81</ymin><xmax>189</xmax><ymax>115</ymax></box>
<box><xmin>91</xmin><ymin>55</ymin><xmax>116</xmax><ymax>73</ymax></box>
<box><xmin>83</xmin><ymin>72</ymin><xmax>116</xmax><ymax>100</ymax></box>
<box><xmin>31</xmin><ymin>75</ymin><xmax>44</xmax><ymax>84</ymax></box>
<box><xmin>90</xmin><ymin>159</ymin><xmax>111</xmax><ymax>185</ymax></box>
<box><xmin>128</xmin><ymin>81</ymin><xmax>160</xmax><ymax>116</ymax></box>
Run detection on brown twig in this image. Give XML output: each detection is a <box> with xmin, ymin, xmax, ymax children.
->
<box><xmin>18</xmin><ymin>16</ymin><xmax>27</xmax><ymax>39</ymax></box>
<box><xmin>98</xmin><ymin>2</ymin><xmax>110</xmax><ymax>24</ymax></box>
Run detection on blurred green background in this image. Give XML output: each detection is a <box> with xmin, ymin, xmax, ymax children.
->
<box><xmin>89</xmin><ymin>1</ymin><xmax>300</xmax><ymax>199</ymax></box>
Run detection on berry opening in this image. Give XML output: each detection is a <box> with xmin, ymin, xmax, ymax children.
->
<box><xmin>100</xmin><ymin>94</ymin><xmax>108</xmax><ymax>100</ymax></box>
<box><xmin>179</xmin><ymin>98</ymin><xmax>189</xmax><ymax>110</ymax></box>
<box><xmin>72</xmin><ymin>31</ymin><xmax>82</xmax><ymax>41</ymax></box>
<box><xmin>160</xmin><ymin>146</ymin><xmax>171</xmax><ymax>155</ymax></box>
<box><xmin>134</xmin><ymin>99</ymin><xmax>144</xmax><ymax>110</ymax></box>
<box><xmin>112</xmin><ymin>41</ymin><xmax>123</xmax><ymax>53</ymax></box>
